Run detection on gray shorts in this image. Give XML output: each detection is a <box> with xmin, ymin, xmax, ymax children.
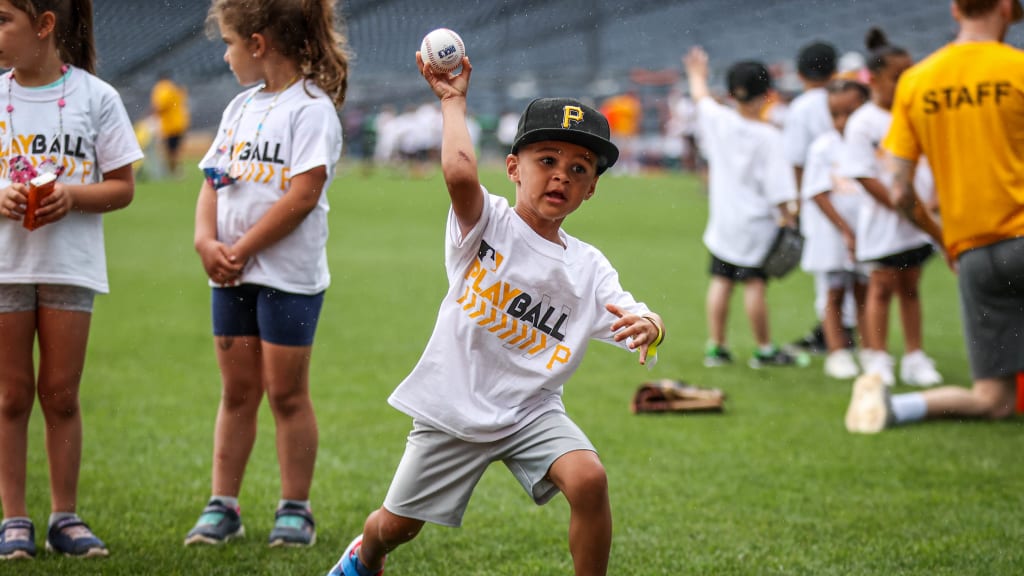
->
<box><xmin>382</xmin><ymin>410</ymin><xmax>596</xmax><ymax>527</ymax></box>
<box><xmin>0</xmin><ymin>284</ymin><xmax>95</xmax><ymax>313</ymax></box>
<box><xmin>957</xmin><ymin>237</ymin><xmax>1024</xmax><ymax>380</ymax></box>
<box><xmin>824</xmin><ymin>269</ymin><xmax>869</xmax><ymax>291</ymax></box>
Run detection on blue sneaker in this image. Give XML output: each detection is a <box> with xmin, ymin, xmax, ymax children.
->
<box><xmin>45</xmin><ymin>517</ymin><xmax>108</xmax><ymax>558</ymax></box>
<box><xmin>0</xmin><ymin>518</ymin><xmax>36</xmax><ymax>560</ymax></box>
<box><xmin>326</xmin><ymin>535</ymin><xmax>384</xmax><ymax>576</ymax></box>
<box><xmin>268</xmin><ymin>503</ymin><xmax>316</xmax><ymax>548</ymax></box>
<box><xmin>184</xmin><ymin>500</ymin><xmax>244</xmax><ymax>546</ymax></box>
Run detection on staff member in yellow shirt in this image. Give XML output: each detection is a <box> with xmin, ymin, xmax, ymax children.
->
<box><xmin>150</xmin><ymin>71</ymin><xmax>190</xmax><ymax>177</ymax></box>
<box><xmin>845</xmin><ymin>0</ymin><xmax>1024</xmax><ymax>433</ymax></box>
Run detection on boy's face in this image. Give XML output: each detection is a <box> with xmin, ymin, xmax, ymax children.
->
<box><xmin>507</xmin><ymin>140</ymin><xmax>599</xmax><ymax>230</ymax></box>
<box><xmin>828</xmin><ymin>90</ymin><xmax>866</xmax><ymax>136</ymax></box>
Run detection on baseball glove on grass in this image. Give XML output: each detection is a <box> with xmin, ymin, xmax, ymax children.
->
<box><xmin>631</xmin><ymin>379</ymin><xmax>725</xmax><ymax>414</ymax></box>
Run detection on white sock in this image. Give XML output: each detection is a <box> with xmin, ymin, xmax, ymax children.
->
<box><xmin>1</xmin><ymin>516</ymin><xmax>31</xmax><ymax>526</ymax></box>
<box><xmin>891</xmin><ymin>392</ymin><xmax>928</xmax><ymax>424</ymax></box>
<box><xmin>48</xmin><ymin>512</ymin><xmax>77</xmax><ymax>528</ymax></box>
<box><xmin>278</xmin><ymin>499</ymin><xmax>310</xmax><ymax>510</ymax></box>
<box><xmin>211</xmin><ymin>495</ymin><xmax>239</xmax><ymax>510</ymax></box>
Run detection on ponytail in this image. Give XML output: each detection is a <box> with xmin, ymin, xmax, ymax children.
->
<box><xmin>864</xmin><ymin>27</ymin><xmax>907</xmax><ymax>74</ymax></box>
<box><xmin>11</xmin><ymin>0</ymin><xmax>96</xmax><ymax>73</ymax></box>
<box><xmin>299</xmin><ymin>0</ymin><xmax>350</xmax><ymax>108</ymax></box>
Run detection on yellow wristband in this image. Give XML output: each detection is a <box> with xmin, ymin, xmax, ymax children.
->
<box><xmin>642</xmin><ymin>315</ymin><xmax>664</xmax><ymax>356</ymax></box>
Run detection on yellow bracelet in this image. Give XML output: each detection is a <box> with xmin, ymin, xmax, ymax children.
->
<box><xmin>642</xmin><ymin>315</ymin><xmax>664</xmax><ymax>356</ymax></box>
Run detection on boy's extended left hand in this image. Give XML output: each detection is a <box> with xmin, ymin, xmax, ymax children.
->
<box><xmin>416</xmin><ymin>52</ymin><xmax>471</xmax><ymax>101</ymax></box>
<box><xmin>606</xmin><ymin>303</ymin><xmax>662</xmax><ymax>366</ymax></box>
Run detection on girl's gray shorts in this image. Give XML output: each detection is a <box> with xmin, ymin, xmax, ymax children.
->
<box><xmin>0</xmin><ymin>284</ymin><xmax>95</xmax><ymax>313</ymax></box>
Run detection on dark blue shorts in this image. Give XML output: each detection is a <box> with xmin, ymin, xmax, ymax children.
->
<box><xmin>211</xmin><ymin>284</ymin><xmax>325</xmax><ymax>347</ymax></box>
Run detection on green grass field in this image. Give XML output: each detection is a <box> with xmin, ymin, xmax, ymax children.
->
<box><xmin>10</xmin><ymin>165</ymin><xmax>1023</xmax><ymax>575</ymax></box>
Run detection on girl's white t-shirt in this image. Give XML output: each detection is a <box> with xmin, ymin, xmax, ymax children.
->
<box><xmin>0</xmin><ymin>67</ymin><xmax>144</xmax><ymax>293</ymax></box>
<box><xmin>838</xmin><ymin>102</ymin><xmax>931</xmax><ymax>261</ymax></box>
<box><xmin>388</xmin><ymin>189</ymin><xmax>651</xmax><ymax>442</ymax></box>
<box><xmin>698</xmin><ymin>98</ymin><xmax>798</xmax><ymax>267</ymax></box>
<box><xmin>200</xmin><ymin>81</ymin><xmax>343</xmax><ymax>295</ymax></box>
<box><xmin>783</xmin><ymin>87</ymin><xmax>832</xmax><ymax>168</ymax></box>
<box><xmin>800</xmin><ymin>129</ymin><xmax>866</xmax><ymax>272</ymax></box>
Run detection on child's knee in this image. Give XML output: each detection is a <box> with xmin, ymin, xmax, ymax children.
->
<box><xmin>37</xmin><ymin>388</ymin><xmax>79</xmax><ymax>421</ymax></box>
<box><xmin>0</xmin><ymin>384</ymin><xmax>34</xmax><ymax>419</ymax></box>
<box><xmin>369</xmin><ymin>507</ymin><xmax>423</xmax><ymax>548</ymax></box>
<box><xmin>561</xmin><ymin>458</ymin><xmax>609</xmax><ymax>505</ymax></box>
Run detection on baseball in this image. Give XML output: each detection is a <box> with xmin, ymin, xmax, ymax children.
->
<box><xmin>420</xmin><ymin>28</ymin><xmax>465</xmax><ymax>73</ymax></box>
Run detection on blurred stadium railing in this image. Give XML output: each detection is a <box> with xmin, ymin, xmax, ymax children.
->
<box><xmin>96</xmin><ymin>0</ymin><xmax>1022</xmax><ymax>154</ymax></box>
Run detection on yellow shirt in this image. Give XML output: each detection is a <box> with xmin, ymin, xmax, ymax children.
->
<box><xmin>884</xmin><ymin>41</ymin><xmax>1024</xmax><ymax>259</ymax></box>
<box><xmin>151</xmin><ymin>79</ymin><xmax>190</xmax><ymax>137</ymax></box>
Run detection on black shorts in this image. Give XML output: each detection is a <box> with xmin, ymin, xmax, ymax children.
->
<box><xmin>957</xmin><ymin>237</ymin><xmax>1024</xmax><ymax>380</ymax></box>
<box><xmin>709</xmin><ymin>254</ymin><xmax>767</xmax><ymax>282</ymax></box>
<box><xmin>874</xmin><ymin>243</ymin><xmax>934</xmax><ymax>270</ymax></box>
<box><xmin>165</xmin><ymin>134</ymin><xmax>183</xmax><ymax>154</ymax></box>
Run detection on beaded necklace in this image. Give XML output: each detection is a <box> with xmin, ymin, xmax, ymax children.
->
<box><xmin>5</xmin><ymin>64</ymin><xmax>70</xmax><ymax>184</ymax></box>
<box><xmin>212</xmin><ymin>76</ymin><xmax>299</xmax><ymax>185</ymax></box>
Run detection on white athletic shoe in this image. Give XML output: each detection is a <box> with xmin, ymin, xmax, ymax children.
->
<box><xmin>900</xmin><ymin>350</ymin><xmax>943</xmax><ymax>387</ymax></box>
<box><xmin>844</xmin><ymin>373</ymin><xmax>891</xmax><ymax>434</ymax></box>
<box><xmin>824</xmin><ymin>349</ymin><xmax>860</xmax><ymax>379</ymax></box>
<box><xmin>859</xmin><ymin>349</ymin><xmax>895</xmax><ymax>387</ymax></box>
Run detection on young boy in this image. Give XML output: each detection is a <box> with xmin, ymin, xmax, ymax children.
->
<box><xmin>683</xmin><ymin>47</ymin><xmax>802</xmax><ymax>369</ymax></box>
<box><xmin>325</xmin><ymin>54</ymin><xmax>665</xmax><ymax>576</ymax></box>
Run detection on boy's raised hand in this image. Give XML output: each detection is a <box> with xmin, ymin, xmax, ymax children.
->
<box><xmin>683</xmin><ymin>46</ymin><xmax>708</xmax><ymax>79</ymax></box>
<box><xmin>606</xmin><ymin>303</ymin><xmax>663</xmax><ymax>366</ymax></box>
<box><xmin>417</xmin><ymin>52</ymin><xmax>472</xmax><ymax>101</ymax></box>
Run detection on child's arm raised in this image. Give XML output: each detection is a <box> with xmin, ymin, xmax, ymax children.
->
<box><xmin>417</xmin><ymin>53</ymin><xmax>482</xmax><ymax>237</ymax></box>
<box><xmin>683</xmin><ymin>47</ymin><xmax>711</xmax><ymax>102</ymax></box>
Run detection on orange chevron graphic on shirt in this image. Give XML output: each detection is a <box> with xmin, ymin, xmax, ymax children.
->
<box><xmin>451</xmin><ymin>241</ymin><xmax>575</xmax><ymax>368</ymax></box>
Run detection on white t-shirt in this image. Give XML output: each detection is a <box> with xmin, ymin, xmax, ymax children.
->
<box><xmin>837</xmin><ymin>102</ymin><xmax>931</xmax><ymax>261</ymax></box>
<box><xmin>800</xmin><ymin>130</ymin><xmax>866</xmax><ymax>272</ymax></box>
<box><xmin>200</xmin><ymin>81</ymin><xmax>343</xmax><ymax>295</ymax></box>
<box><xmin>697</xmin><ymin>98</ymin><xmax>798</xmax><ymax>267</ymax></box>
<box><xmin>388</xmin><ymin>189</ymin><xmax>652</xmax><ymax>442</ymax></box>
<box><xmin>0</xmin><ymin>67</ymin><xmax>143</xmax><ymax>293</ymax></box>
<box><xmin>783</xmin><ymin>87</ymin><xmax>832</xmax><ymax>168</ymax></box>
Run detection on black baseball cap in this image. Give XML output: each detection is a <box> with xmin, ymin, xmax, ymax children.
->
<box><xmin>511</xmin><ymin>98</ymin><xmax>619</xmax><ymax>175</ymax></box>
<box><xmin>727</xmin><ymin>61</ymin><xmax>773</xmax><ymax>103</ymax></box>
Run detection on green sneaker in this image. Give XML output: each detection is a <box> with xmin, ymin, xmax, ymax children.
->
<box><xmin>749</xmin><ymin>346</ymin><xmax>809</xmax><ymax>369</ymax></box>
<box><xmin>703</xmin><ymin>343</ymin><xmax>733</xmax><ymax>367</ymax></box>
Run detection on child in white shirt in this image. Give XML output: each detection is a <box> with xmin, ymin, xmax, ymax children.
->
<box><xmin>801</xmin><ymin>79</ymin><xmax>872</xmax><ymax>379</ymax></box>
<box><xmin>838</xmin><ymin>28</ymin><xmax>942</xmax><ymax>388</ymax></box>
<box><xmin>684</xmin><ymin>47</ymin><xmax>802</xmax><ymax>369</ymax></box>
<box><xmin>326</xmin><ymin>51</ymin><xmax>665</xmax><ymax>576</ymax></box>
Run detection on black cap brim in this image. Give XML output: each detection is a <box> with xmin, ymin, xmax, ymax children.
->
<box><xmin>512</xmin><ymin>129</ymin><xmax>619</xmax><ymax>175</ymax></box>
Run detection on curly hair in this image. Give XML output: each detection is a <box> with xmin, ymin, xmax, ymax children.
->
<box><xmin>208</xmin><ymin>0</ymin><xmax>351</xmax><ymax>107</ymax></box>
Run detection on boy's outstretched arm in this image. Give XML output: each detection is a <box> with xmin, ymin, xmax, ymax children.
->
<box><xmin>417</xmin><ymin>52</ymin><xmax>483</xmax><ymax>237</ymax></box>
<box><xmin>607</xmin><ymin>303</ymin><xmax>665</xmax><ymax>366</ymax></box>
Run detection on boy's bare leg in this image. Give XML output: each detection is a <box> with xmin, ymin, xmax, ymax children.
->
<box><xmin>742</xmin><ymin>279</ymin><xmax>769</xmax><ymax>347</ymax></box>
<box><xmin>548</xmin><ymin>450</ymin><xmax>611</xmax><ymax>576</ymax></box>
<box><xmin>358</xmin><ymin>508</ymin><xmax>425</xmax><ymax>571</ymax></box>
<box><xmin>706</xmin><ymin>276</ymin><xmax>733</xmax><ymax>345</ymax></box>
